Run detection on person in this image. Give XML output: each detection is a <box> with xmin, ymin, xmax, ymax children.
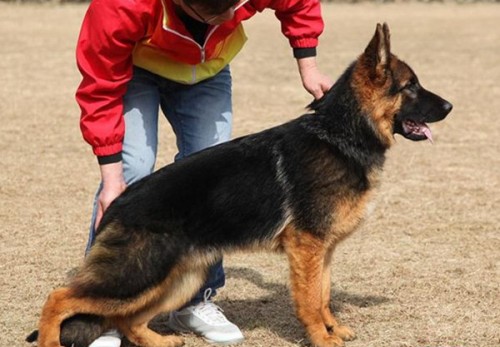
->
<box><xmin>75</xmin><ymin>0</ymin><xmax>332</xmax><ymax>345</ymax></box>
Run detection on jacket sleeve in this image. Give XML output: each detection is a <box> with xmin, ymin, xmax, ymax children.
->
<box><xmin>76</xmin><ymin>0</ymin><xmax>148</xmax><ymax>158</ymax></box>
<box><xmin>253</xmin><ymin>0</ymin><xmax>324</xmax><ymax>50</ymax></box>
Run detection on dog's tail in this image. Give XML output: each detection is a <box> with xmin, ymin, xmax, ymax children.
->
<box><xmin>26</xmin><ymin>314</ymin><xmax>108</xmax><ymax>347</ymax></box>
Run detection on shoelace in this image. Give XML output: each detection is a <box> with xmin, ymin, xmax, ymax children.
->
<box><xmin>193</xmin><ymin>288</ymin><xmax>229</xmax><ymax>325</ymax></box>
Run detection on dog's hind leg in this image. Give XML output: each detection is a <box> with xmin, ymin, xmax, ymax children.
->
<box><xmin>114</xmin><ymin>301</ymin><xmax>185</xmax><ymax>347</ymax></box>
<box><xmin>282</xmin><ymin>227</ymin><xmax>344</xmax><ymax>347</ymax></box>
<box><xmin>37</xmin><ymin>287</ymin><xmax>79</xmax><ymax>347</ymax></box>
<box><xmin>321</xmin><ymin>247</ymin><xmax>355</xmax><ymax>341</ymax></box>
<box><xmin>115</xmin><ymin>264</ymin><xmax>209</xmax><ymax>347</ymax></box>
<box><xmin>37</xmin><ymin>287</ymin><xmax>122</xmax><ymax>347</ymax></box>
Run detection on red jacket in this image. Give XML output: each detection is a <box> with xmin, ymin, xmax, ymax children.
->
<box><xmin>76</xmin><ymin>0</ymin><xmax>324</xmax><ymax>158</ymax></box>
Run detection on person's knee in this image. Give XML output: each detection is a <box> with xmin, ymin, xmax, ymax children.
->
<box><xmin>186</xmin><ymin>115</ymin><xmax>232</xmax><ymax>156</ymax></box>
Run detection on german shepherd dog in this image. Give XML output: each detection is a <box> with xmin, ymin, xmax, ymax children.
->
<box><xmin>28</xmin><ymin>23</ymin><xmax>451</xmax><ymax>347</ymax></box>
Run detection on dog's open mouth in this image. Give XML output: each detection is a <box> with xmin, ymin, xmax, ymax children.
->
<box><xmin>402</xmin><ymin>119</ymin><xmax>433</xmax><ymax>143</ymax></box>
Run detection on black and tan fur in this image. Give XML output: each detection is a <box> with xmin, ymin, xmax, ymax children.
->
<box><xmin>28</xmin><ymin>24</ymin><xmax>451</xmax><ymax>347</ymax></box>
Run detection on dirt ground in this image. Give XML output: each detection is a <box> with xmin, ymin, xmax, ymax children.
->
<box><xmin>0</xmin><ymin>2</ymin><xmax>499</xmax><ymax>347</ymax></box>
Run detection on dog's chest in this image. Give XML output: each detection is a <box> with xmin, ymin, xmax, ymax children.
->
<box><xmin>328</xmin><ymin>171</ymin><xmax>381</xmax><ymax>241</ymax></box>
<box><xmin>330</xmin><ymin>190</ymin><xmax>373</xmax><ymax>239</ymax></box>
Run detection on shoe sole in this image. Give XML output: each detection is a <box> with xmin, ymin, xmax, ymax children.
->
<box><xmin>168</xmin><ymin>316</ymin><xmax>244</xmax><ymax>345</ymax></box>
<box><xmin>204</xmin><ymin>336</ymin><xmax>245</xmax><ymax>346</ymax></box>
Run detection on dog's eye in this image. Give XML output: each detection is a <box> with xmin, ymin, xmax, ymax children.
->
<box><xmin>402</xmin><ymin>81</ymin><xmax>415</xmax><ymax>91</ymax></box>
<box><xmin>401</xmin><ymin>81</ymin><xmax>419</xmax><ymax>97</ymax></box>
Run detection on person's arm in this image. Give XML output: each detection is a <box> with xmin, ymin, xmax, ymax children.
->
<box><xmin>77</xmin><ymin>0</ymin><xmax>149</xmax><ymax>159</ymax></box>
<box><xmin>257</xmin><ymin>0</ymin><xmax>333</xmax><ymax>98</ymax></box>
<box><xmin>95</xmin><ymin>162</ymin><xmax>127</xmax><ymax>229</ymax></box>
<box><xmin>296</xmin><ymin>55</ymin><xmax>333</xmax><ymax>100</ymax></box>
<box><xmin>76</xmin><ymin>0</ymin><xmax>150</xmax><ymax>227</ymax></box>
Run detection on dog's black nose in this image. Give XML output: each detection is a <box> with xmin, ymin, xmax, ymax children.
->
<box><xmin>442</xmin><ymin>101</ymin><xmax>453</xmax><ymax>114</ymax></box>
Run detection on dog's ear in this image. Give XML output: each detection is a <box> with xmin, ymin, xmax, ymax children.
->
<box><xmin>363</xmin><ymin>23</ymin><xmax>392</xmax><ymax>82</ymax></box>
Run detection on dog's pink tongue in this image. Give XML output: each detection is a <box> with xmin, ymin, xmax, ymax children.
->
<box><xmin>421</xmin><ymin>124</ymin><xmax>433</xmax><ymax>144</ymax></box>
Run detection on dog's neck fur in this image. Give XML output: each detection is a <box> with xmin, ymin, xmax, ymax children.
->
<box><xmin>304</xmin><ymin>64</ymin><xmax>387</xmax><ymax>170</ymax></box>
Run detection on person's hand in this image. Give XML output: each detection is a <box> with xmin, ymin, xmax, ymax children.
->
<box><xmin>297</xmin><ymin>56</ymin><xmax>333</xmax><ymax>100</ymax></box>
<box><xmin>95</xmin><ymin>162</ymin><xmax>127</xmax><ymax>230</ymax></box>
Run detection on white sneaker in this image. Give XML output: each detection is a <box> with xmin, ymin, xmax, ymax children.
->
<box><xmin>88</xmin><ymin>329</ymin><xmax>121</xmax><ymax>347</ymax></box>
<box><xmin>167</xmin><ymin>289</ymin><xmax>244</xmax><ymax>345</ymax></box>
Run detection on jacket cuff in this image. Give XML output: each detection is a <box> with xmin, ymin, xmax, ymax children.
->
<box><xmin>97</xmin><ymin>152</ymin><xmax>122</xmax><ymax>165</ymax></box>
<box><xmin>293</xmin><ymin>47</ymin><xmax>317</xmax><ymax>59</ymax></box>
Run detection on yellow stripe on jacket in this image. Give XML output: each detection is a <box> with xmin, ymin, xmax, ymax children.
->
<box><xmin>132</xmin><ymin>24</ymin><xmax>247</xmax><ymax>85</ymax></box>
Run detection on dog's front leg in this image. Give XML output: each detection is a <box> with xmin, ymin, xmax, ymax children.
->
<box><xmin>282</xmin><ymin>228</ymin><xmax>344</xmax><ymax>347</ymax></box>
<box><xmin>322</xmin><ymin>247</ymin><xmax>355</xmax><ymax>341</ymax></box>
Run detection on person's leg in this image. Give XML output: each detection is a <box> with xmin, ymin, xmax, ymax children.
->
<box><xmin>160</xmin><ymin>65</ymin><xmax>232</xmax><ymax>301</ymax></box>
<box><xmin>160</xmin><ymin>66</ymin><xmax>244</xmax><ymax>344</ymax></box>
<box><xmin>165</xmin><ymin>69</ymin><xmax>233</xmax><ymax>163</ymax></box>
<box><xmin>86</xmin><ymin>67</ymin><xmax>161</xmax><ymax>347</ymax></box>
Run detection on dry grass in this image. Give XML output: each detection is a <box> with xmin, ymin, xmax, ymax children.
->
<box><xmin>0</xmin><ymin>2</ymin><xmax>499</xmax><ymax>347</ymax></box>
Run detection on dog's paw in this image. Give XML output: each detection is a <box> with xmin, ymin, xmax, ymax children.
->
<box><xmin>310</xmin><ymin>332</ymin><xmax>345</xmax><ymax>347</ymax></box>
<box><xmin>334</xmin><ymin>325</ymin><xmax>356</xmax><ymax>341</ymax></box>
<box><xmin>164</xmin><ymin>335</ymin><xmax>184</xmax><ymax>347</ymax></box>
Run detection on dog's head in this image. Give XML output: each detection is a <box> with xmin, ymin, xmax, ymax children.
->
<box><xmin>352</xmin><ymin>23</ymin><xmax>452</xmax><ymax>146</ymax></box>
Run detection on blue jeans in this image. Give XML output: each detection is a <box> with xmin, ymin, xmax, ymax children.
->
<box><xmin>86</xmin><ymin>66</ymin><xmax>232</xmax><ymax>305</ymax></box>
